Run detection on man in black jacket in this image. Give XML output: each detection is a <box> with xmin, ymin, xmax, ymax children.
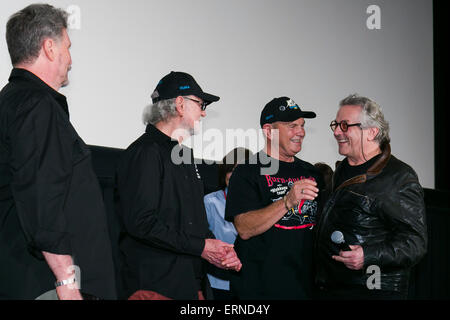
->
<box><xmin>316</xmin><ymin>94</ymin><xmax>427</xmax><ymax>300</ymax></box>
<box><xmin>116</xmin><ymin>71</ymin><xmax>242</xmax><ymax>300</ymax></box>
<box><xmin>0</xmin><ymin>4</ymin><xmax>116</xmax><ymax>299</ymax></box>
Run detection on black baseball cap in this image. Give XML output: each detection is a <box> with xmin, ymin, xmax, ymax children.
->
<box><xmin>151</xmin><ymin>71</ymin><xmax>220</xmax><ymax>106</ymax></box>
<box><xmin>260</xmin><ymin>96</ymin><xmax>316</xmax><ymax>127</ymax></box>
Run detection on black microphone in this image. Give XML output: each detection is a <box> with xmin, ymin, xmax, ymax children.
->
<box><xmin>331</xmin><ymin>230</ymin><xmax>352</xmax><ymax>251</ymax></box>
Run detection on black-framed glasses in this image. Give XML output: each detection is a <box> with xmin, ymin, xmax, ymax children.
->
<box><xmin>184</xmin><ymin>97</ymin><xmax>207</xmax><ymax>111</ymax></box>
<box><xmin>330</xmin><ymin>120</ymin><xmax>361</xmax><ymax>132</ymax></box>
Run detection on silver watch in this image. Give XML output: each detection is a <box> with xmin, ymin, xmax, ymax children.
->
<box><xmin>55</xmin><ymin>277</ymin><xmax>76</xmax><ymax>288</ymax></box>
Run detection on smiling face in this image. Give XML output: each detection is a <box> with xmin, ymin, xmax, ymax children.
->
<box><xmin>333</xmin><ymin>105</ymin><xmax>366</xmax><ymax>164</ymax></box>
<box><xmin>267</xmin><ymin>117</ymin><xmax>305</xmax><ymax>162</ymax></box>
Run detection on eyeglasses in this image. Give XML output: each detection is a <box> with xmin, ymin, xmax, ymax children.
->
<box><xmin>330</xmin><ymin>120</ymin><xmax>361</xmax><ymax>132</ymax></box>
<box><xmin>184</xmin><ymin>97</ymin><xmax>207</xmax><ymax>111</ymax></box>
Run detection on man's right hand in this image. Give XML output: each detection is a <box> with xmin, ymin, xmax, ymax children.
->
<box><xmin>285</xmin><ymin>179</ymin><xmax>319</xmax><ymax>208</ymax></box>
<box><xmin>42</xmin><ymin>251</ymin><xmax>83</xmax><ymax>300</ymax></box>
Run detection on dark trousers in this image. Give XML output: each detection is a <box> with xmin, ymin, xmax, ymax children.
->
<box><xmin>211</xmin><ymin>288</ymin><xmax>237</xmax><ymax>301</ymax></box>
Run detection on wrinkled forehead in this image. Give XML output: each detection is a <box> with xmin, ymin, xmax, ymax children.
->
<box><xmin>336</xmin><ymin>105</ymin><xmax>362</xmax><ymax>121</ymax></box>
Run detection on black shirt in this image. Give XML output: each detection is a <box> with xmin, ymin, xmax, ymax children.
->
<box><xmin>334</xmin><ymin>154</ymin><xmax>382</xmax><ymax>188</ymax></box>
<box><xmin>225</xmin><ymin>152</ymin><xmax>324</xmax><ymax>299</ymax></box>
<box><xmin>0</xmin><ymin>68</ymin><xmax>116</xmax><ymax>299</ymax></box>
<box><xmin>116</xmin><ymin>124</ymin><xmax>213</xmax><ymax>300</ymax></box>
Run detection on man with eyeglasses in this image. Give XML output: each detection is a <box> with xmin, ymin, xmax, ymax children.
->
<box><xmin>115</xmin><ymin>71</ymin><xmax>242</xmax><ymax>300</ymax></box>
<box><xmin>315</xmin><ymin>94</ymin><xmax>427</xmax><ymax>300</ymax></box>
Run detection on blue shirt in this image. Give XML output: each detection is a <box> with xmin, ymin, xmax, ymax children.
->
<box><xmin>203</xmin><ymin>188</ymin><xmax>238</xmax><ymax>290</ymax></box>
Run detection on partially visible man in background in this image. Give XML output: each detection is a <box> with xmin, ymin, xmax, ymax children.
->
<box><xmin>204</xmin><ymin>147</ymin><xmax>252</xmax><ymax>300</ymax></box>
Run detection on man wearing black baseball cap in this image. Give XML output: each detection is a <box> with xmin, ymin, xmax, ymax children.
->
<box><xmin>259</xmin><ymin>96</ymin><xmax>317</xmax><ymax>126</ymax></box>
<box><xmin>225</xmin><ymin>96</ymin><xmax>324</xmax><ymax>299</ymax></box>
<box><xmin>151</xmin><ymin>71</ymin><xmax>220</xmax><ymax>106</ymax></box>
<box><xmin>116</xmin><ymin>71</ymin><xmax>241</xmax><ymax>300</ymax></box>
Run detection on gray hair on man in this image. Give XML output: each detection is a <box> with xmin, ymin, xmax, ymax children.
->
<box><xmin>6</xmin><ymin>3</ymin><xmax>68</xmax><ymax>66</ymax></box>
<box><xmin>142</xmin><ymin>98</ymin><xmax>178</xmax><ymax>125</ymax></box>
<box><xmin>339</xmin><ymin>93</ymin><xmax>390</xmax><ymax>147</ymax></box>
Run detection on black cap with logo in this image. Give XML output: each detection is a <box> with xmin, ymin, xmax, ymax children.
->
<box><xmin>151</xmin><ymin>71</ymin><xmax>220</xmax><ymax>106</ymax></box>
<box><xmin>260</xmin><ymin>96</ymin><xmax>316</xmax><ymax>127</ymax></box>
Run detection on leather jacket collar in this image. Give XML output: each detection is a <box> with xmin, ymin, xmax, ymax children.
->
<box><xmin>335</xmin><ymin>144</ymin><xmax>391</xmax><ymax>191</ymax></box>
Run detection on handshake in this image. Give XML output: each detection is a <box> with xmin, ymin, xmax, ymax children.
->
<box><xmin>201</xmin><ymin>239</ymin><xmax>242</xmax><ymax>272</ymax></box>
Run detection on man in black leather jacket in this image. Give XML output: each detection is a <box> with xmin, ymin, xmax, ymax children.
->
<box><xmin>315</xmin><ymin>94</ymin><xmax>427</xmax><ymax>300</ymax></box>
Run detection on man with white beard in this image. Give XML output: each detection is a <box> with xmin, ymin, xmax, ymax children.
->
<box><xmin>116</xmin><ymin>71</ymin><xmax>242</xmax><ymax>300</ymax></box>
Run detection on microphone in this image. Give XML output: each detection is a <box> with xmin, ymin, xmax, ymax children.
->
<box><xmin>331</xmin><ymin>231</ymin><xmax>352</xmax><ymax>251</ymax></box>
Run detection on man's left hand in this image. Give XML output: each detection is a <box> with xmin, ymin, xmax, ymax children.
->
<box><xmin>332</xmin><ymin>245</ymin><xmax>364</xmax><ymax>270</ymax></box>
<box><xmin>220</xmin><ymin>246</ymin><xmax>242</xmax><ymax>272</ymax></box>
<box><xmin>201</xmin><ymin>239</ymin><xmax>242</xmax><ymax>272</ymax></box>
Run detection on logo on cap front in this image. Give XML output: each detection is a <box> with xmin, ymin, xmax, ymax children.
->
<box><xmin>286</xmin><ymin>98</ymin><xmax>299</xmax><ymax>109</ymax></box>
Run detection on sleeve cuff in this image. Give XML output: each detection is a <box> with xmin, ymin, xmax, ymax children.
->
<box><xmin>29</xmin><ymin>229</ymin><xmax>72</xmax><ymax>258</ymax></box>
<box><xmin>186</xmin><ymin>237</ymin><xmax>205</xmax><ymax>257</ymax></box>
<box><xmin>362</xmin><ymin>244</ymin><xmax>378</xmax><ymax>268</ymax></box>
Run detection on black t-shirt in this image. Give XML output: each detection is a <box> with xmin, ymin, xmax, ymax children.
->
<box><xmin>225</xmin><ymin>152</ymin><xmax>324</xmax><ymax>299</ymax></box>
<box><xmin>334</xmin><ymin>154</ymin><xmax>382</xmax><ymax>188</ymax></box>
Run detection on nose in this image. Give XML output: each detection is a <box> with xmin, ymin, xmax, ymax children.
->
<box><xmin>334</xmin><ymin>130</ymin><xmax>347</xmax><ymax>142</ymax></box>
<box><xmin>296</xmin><ymin>126</ymin><xmax>305</xmax><ymax>137</ymax></box>
<box><xmin>333</xmin><ymin>124</ymin><xmax>343</xmax><ymax>136</ymax></box>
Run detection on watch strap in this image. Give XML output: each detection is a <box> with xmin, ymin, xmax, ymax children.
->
<box><xmin>55</xmin><ymin>277</ymin><xmax>76</xmax><ymax>288</ymax></box>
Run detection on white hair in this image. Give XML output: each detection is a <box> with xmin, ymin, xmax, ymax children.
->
<box><xmin>142</xmin><ymin>98</ymin><xmax>177</xmax><ymax>125</ymax></box>
<box><xmin>339</xmin><ymin>93</ymin><xmax>390</xmax><ymax>147</ymax></box>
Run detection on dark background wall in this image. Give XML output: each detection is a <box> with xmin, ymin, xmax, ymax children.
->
<box><xmin>409</xmin><ymin>189</ymin><xmax>450</xmax><ymax>299</ymax></box>
<box><xmin>433</xmin><ymin>0</ymin><xmax>449</xmax><ymax>192</ymax></box>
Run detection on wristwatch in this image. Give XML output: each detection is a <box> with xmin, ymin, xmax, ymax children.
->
<box><xmin>55</xmin><ymin>277</ymin><xmax>76</xmax><ymax>288</ymax></box>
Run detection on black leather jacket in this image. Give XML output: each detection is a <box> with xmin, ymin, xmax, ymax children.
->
<box><xmin>316</xmin><ymin>145</ymin><xmax>427</xmax><ymax>293</ymax></box>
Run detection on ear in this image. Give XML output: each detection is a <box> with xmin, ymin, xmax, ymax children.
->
<box><xmin>366</xmin><ymin>127</ymin><xmax>379</xmax><ymax>142</ymax></box>
<box><xmin>42</xmin><ymin>38</ymin><xmax>56</xmax><ymax>61</ymax></box>
<box><xmin>263</xmin><ymin>123</ymin><xmax>280</xmax><ymax>143</ymax></box>
<box><xmin>262</xmin><ymin>124</ymin><xmax>272</xmax><ymax>139</ymax></box>
<box><xmin>175</xmin><ymin>96</ymin><xmax>185</xmax><ymax>117</ymax></box>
